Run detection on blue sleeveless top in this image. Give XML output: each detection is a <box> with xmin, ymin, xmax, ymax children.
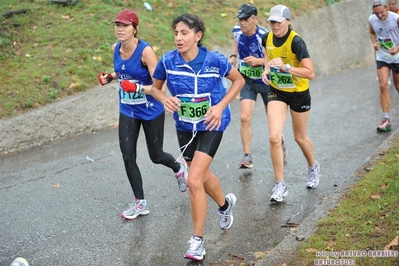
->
<box><xmin>113</xmin><ymin>40</ymin><xmax>164</xmax><ymax>120</ymax></box>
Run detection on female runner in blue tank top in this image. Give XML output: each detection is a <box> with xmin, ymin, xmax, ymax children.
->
<box><xmin>97</xmin><ymin>9</ymin><xmax>188</xmax><ymax>220</ymax></box>
<box><xmin>151</xmin><ymin>14</ymin><xmax>245</xmax><ymax>261</ymax></box>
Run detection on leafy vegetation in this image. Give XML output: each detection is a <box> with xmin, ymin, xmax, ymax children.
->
<box><xmin>0</xmin><ymin>0</ymin><xmax>329</xmax><ymax>119</ymax></box>
<box><xmin>291</xmin><ymin>137</ymin><xmax>399</xmax><ymax>265</ymax></box>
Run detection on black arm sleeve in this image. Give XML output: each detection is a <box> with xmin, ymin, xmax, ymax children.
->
<box><xmin>261</xmin><ymin>32</ymin><xmax>269</xmax><ymax>47</ymax></box>
<box><xmin>291</xmin><ymin>35</ymin><xmax>310</xmax><ymax>61</ymax></box>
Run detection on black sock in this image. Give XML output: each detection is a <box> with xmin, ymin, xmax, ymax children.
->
<box><xmin>219</xmin><ymin>199</ymin><xmax>229</xmax><ymax>211</ymax></box>
<box><xmin>193</xmin><ymin>235</ymin><xmax>203</xmax><ymax>240</ymax></box>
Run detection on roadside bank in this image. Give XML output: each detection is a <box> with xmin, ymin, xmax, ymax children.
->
<box><xmin>0</xmin><ymin>0</ymin><xmax>373</xmax><ymax>154</ymax></box>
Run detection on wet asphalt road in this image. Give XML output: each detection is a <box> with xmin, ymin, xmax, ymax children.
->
<box><xmin>1</xmin><ymin>64</ymin><xmax>398</xmax><ymax>266</ymax></box>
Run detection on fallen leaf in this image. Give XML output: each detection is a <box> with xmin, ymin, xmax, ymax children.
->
<box><xmin>281</xmin><ymin>222</ymin><xmax>299</xmax><ymax>227</ymax></box>
<box><xmin>328</xmin><ymin>241</ymin><xmax>337</xmax><ymax>247</ymax></box>
<box><xmin>69</xmin><ymin>82</ymin><xmax>82</xmax><ymax>89</ymax></box>
<box><xmin>228</xmin><ymin>253</ymin><xmax>244</xmax><ymax>260</ymax></box>
<box><xmin>252</xmin><ymin>251</ymin><xmax>268</xmax><ymax>259</ymax></box>
<box><xmin>385</xmin><ymin>235</ymin><xmax>399</xmax><ymax>250</ymax></box>
<box><xmin>52</xmin><ymin>183</ymin><xmax>62</xmax><ymax>188</ymax></box>
<box><xmin>371</xmin><ymin>194</ymin><xmax>381</xmax><ymax>199</ymax></box>
<box><xmin>61</xmin><ymin>16</ymin><xmax>73</xmax><ymax>20</ymax></box>
<box><xmin>167</xmin><ymin>1</ymin><xmax>177</xmax><ymax>8</ymax></box>
<box><xmin>306</xmin><ymin>248</ymin><xmax>317</xmax><ymax>253</ymax></box>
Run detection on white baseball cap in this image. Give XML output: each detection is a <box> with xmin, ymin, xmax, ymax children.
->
<box><xmin>267</xmin><ymin>5</ymin><xmax>292</xmax><ymax>23</ymax></box>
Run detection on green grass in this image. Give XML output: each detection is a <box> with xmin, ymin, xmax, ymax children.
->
<box><xmin>3</xmin><ymin>1</ymin><xmax>398</xmax><ymax>265</ymax></box>
<box><xmin>290</xmin><ymin>137</ymin><xmax>399</xmax><ymax>266</ymax></box>
<box><xmin>0</xmin><ymin>0</ymin><xmax>330</xmax><ymax>119</ymax></box>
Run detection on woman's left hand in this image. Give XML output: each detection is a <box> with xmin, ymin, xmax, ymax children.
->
<box><xmin>204</xmin><ymin>105</ymin><xmax>223</xmax><ymax>131</ymax></box>
<box><xmin>268</xmin><ymin>57</ymin><xmax>284</xmax><ymax>69</ymax></box>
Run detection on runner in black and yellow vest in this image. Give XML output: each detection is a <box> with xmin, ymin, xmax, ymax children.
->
<box><xmin>261</xmin><ymin>5</ymin><xmax>320</xmax><ymax>203</ymax></box>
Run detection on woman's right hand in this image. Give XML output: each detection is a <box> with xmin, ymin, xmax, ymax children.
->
<box><xmin>163</xmin><ymin>96</ymin><xmax>181</xmax><ymax>113</ymax></box>
<box><xmin>262</xmin><ymin>70</ymin><xmax>270</xmax><ymax>85</ymax></box>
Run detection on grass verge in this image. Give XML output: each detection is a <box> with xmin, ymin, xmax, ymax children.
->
<box><xmin>289</xmin><ymin>135</ymin><xmax>399</xmax><ymax>266</ymax></box>
<box><xmin>0</xmin><ymin>0</ymin><xmax>331</xmax><ymax>119</ymax></box>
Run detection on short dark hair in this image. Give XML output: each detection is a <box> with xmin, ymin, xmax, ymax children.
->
<box><xmin>172</xmin><ymin>14</ymin><xmax>205</xmax><ymax>47</ymax></box>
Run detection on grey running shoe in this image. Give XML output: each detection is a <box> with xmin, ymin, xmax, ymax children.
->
<box><xmin>270</xmin><ymin>182</ymin><xmax>288</xmax><ymax>202</ymax></box>
<box><xmin>282</xmin><ymin>135</ymin><xmax>288</xmax><ymax>161</ymax></box>
<box><xmin>175</xmin><ymin>157</ymin><xmax>188</xmax><ymax>192</ymax></box>
<box><xmin>185</xmin><ymin>236</ymin><xmax>206</xmax><ymax>261</ymax></box>
<box><xmin>239</xmin><ymin>154</ymin><xmax>253</xmax><ymax>169</ymax></box>
<box><xmin>217</xmin><ymin>193</ymin><xmax>237</xmax><ymax>231</ymax></box>
<box><xmin>307</xmin><ymin>161</ymin><xmax>320</xmax><ymax>188</ymax></box>
<box><xmin>120</xmin><ymin>199</ymin><xmax>150</xmax><ymax>220</ymax></box>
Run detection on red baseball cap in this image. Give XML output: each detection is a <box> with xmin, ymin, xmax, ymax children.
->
<box><xmin>114</xmin><ymin>9</ymin><xmax>139</xmax><ymax>25</ymax></box>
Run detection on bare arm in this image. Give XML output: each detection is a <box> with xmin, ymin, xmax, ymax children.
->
<box><xmin>369</xmin><ymin>24</ymin><xmax>380</xmax><ymax>51</ymax></box>
<box><xmin>261</xmin><ymin>56</ymin><xmax>270</xmax><ymax>85</ymax></box>
<box><xmin>388</xmin><ymin>17</ymin><xmax>399</xmax><ymax>55</ymax></box>
<box><xmin>228</xmin><ymin>38</ymin><xmax>238</xmax><ymax>67</ymax></box>
<box><xmin>151</xmin><ymin>79</ymin><xmax>181</xmax><ymax>113</ymax></box>
<box><xmin>108</xmin><ymin>43</ymin><xmax>118</xmax><ymax>80</ymax></box>
<box><xmin>98</xmin><ymin>43</ymin><xmax>118</xmax><ymax>84</ymax></box>
<box><xmin>141</xmin><ymin>46</ymin><xmax>163</xmax><ymax>94</ymax></box>
<box><xmin>268</xmin><ymin>57</ymin><xmax>315</xmax><ymax>80</ymax></box>
<box><xmin>204</xmin><ymin>67</ymin><xmax>244</xmax><ymax>131</ymax></box>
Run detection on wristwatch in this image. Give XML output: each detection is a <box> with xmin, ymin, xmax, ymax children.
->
<box><xmin>138</xmin><ymin>84</ymin><xmax>145</xmax><ymax>94</ymax></box>
<box><xmin>285</xmin><ymin>64</ymin><xmax>291</xmax><ymax>72</ymax></box>
<box><xmin>230</xmin><ymin>54</ymin><xmax>237</xmax><ymax>58</ymax></box>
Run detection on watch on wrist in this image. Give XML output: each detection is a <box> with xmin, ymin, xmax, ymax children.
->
<box><xmin>230</xmin><ymin>54</ymin><xmax>237</xmax><ymax>58</ymax></box>
<box><xmin>139</xmin><ymin>84</ymin><xmax>145</xmax><ymax>94</ymax></box>
<box><xmin>285</xmin><ymin>63</ymin><xmax>291</xmax><ymax>72</ymax></box>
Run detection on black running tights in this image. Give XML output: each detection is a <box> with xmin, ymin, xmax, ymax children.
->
<box><xmin>118</xmin><ymin>112</ymin><xmax>179</xmax><ymax>199</ymax></box>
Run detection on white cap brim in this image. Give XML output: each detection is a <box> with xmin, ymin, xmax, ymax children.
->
<box><xmin>267</xmin><ymin>16</ymin><xmax>285</xmax><ymax>22</ymax></box>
